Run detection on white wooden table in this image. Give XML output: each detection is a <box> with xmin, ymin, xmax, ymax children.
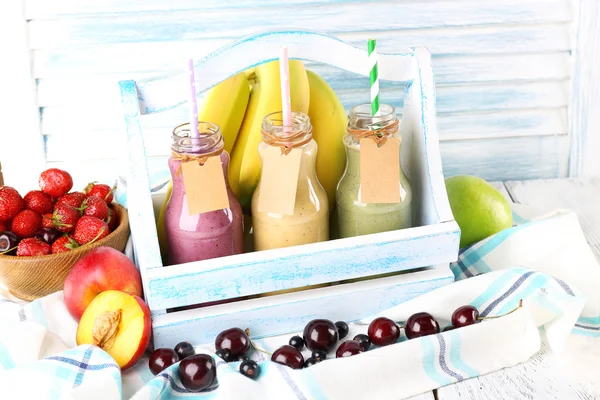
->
<box><xmin>411</xmin><ymin>177</ymin><xmax>600</xmax><ymax>400</ymax></box>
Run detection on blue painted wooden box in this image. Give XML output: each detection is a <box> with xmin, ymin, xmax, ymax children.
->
<box><xmin>118</xmin><ymin>30</ymin><xmax>460</xmax><ymax>348</ymax></box>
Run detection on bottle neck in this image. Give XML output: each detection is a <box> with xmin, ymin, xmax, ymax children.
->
<box><xmin>347</xmin><ymin>103</ymin><xmax>398</xmax><ymax>145</ymax></box>
<box><xmin>261</xmin><ymin>111</ymin><xmax>312</xmax><ymax>150</ymax></box>
<box><xmin>171</xmin><ymin>122</ymin><xmax>224</xmax><ymax>155</ymax></box>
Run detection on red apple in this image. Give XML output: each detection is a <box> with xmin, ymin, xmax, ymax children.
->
<box><xmin>64</xmin><ymin>246</ymin><xmax>143</xmax><ymax>320</ymax></box>
<box><xmin>76</xmin><ymin>290</ymin><xmax>151</xmax><ymax>370</ymax></box>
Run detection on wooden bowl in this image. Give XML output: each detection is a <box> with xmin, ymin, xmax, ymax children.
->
<box><xmin>0</xmin><ymin>204</ymin><xmax>130</xmax><ymax>301</ymax></box>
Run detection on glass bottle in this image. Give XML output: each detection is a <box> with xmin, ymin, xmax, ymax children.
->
<box><xmin>336</xmin><ymin>103</ymin><xmax>412</xmax><ymax>238</ymax></box>
<box><xmin>251</xmin><ymin>111</ymin><xmax>329</xmax><ymax>251</ymax></box>
<box><xmin>165</xmin><ymin>122</ymin><xmax>243</xmax><ymax>265</ymax></box>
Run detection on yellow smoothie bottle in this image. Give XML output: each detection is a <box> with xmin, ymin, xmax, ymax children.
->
<box><xmin>251</xmin><ymin>111</ymin><xmax>329</xmax><ymax>251</ymax></box>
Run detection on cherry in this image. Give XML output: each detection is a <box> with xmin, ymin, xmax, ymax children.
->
<box><xmin>312</xmin><ymin>350</ymin><xmax>326</xmax><ymax>362</ymax></box>
<box><xmin>335</xmin><ymin>321</ymin><xmax>349</xmax><ymax>340</ymax></box>
<box><xmin>215</xmin><ymin>348</ymin><xmax>232</xmax><ymax>362</ymax></box>
<box><xmin>304</xmin><ymin>357</ymin><xmax>318</xmax><ymax>368</ymax></box>
<box><xmin>271</xmin><ymin>345</ymin><xmax>304</xmax><ymax>370</ymax></box>
<box><xmin>451</xmin><ymin>305</ymin><xmax>480</xmax><ymax>328</ymax></box>
<box><xmin>149</xmin><ymin>348</ymin><xmax>179</xmax><ymax>375</ymax></box>
<box><xmin>0</xmin><ymin>231</ymin><xmax>19</xmax><ymax>254</ymax></box>
<box><xmin>353</xmin><ymin>334</ymin><xmax>371</xmax><ymax>352</ymax></box>
<box><xmin>178</xmin><ymin>354</ymin><xmax>216</xmax><ymax>392</ymax></box>
<box><xmin>367</xmin><ymin>317</ymin><xmax>400</xmax><ymax>346</ymax></box>
<box><xmin>215</xmin><ymin>328</ymin><xmax>250</xmax><ymax>358</ymax></box>
<box><xmin>34</xmin><ymin>228</ymin><xmax>61</xmax><ymax>244</ymax></box>
<box><xmin>405</xmin><ymin>312</ymin><xmax>440</xmax><ymax>339</ymax></box>
<box><xmin>240</xmin><ymin>359</ymin><xmax>260</xmax><ymax>380</ymax></box>
<box><xmin>289</xmin><ymin>335</ymin><xmax>304</xmax><ymax>350</ymax></box>
<box><xmin>443</xmin><ymin>325</ymin><xmax>456</xmax><ymax>332</ymax></box>
<box><xmin>174</xmin><ymin>341</ymin><xmax>195</xmax><ymax>361</ymax></box>
<box><xmin>303</xmin><ymin>319</ymin><xmax>338</xmax><ymax>353</ymax></box>
<box><xmin>336</xmin><ymin>340</ymin><xmax>362</xmax><ymax>358</ymax></box>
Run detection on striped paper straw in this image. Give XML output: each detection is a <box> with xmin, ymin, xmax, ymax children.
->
<box><xmin>279</xmin><ymin>46</ymin><xmax>292</xmax><ymax>132</ymax></box>
<box><xmin>187</xmin><ymin>58</ymin><xmax>200</xmax><ymax>139</ymax></box>
<box><xmin>368</xmin><ymin>39</ymin><xmax>380</xmax><ymax>117</ymax></box>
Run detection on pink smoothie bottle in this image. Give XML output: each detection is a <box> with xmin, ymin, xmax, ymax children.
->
<box><xmin>165</xmin><ymin>122</ymin><xmax>243</xmax><ymax>265</ymax></box>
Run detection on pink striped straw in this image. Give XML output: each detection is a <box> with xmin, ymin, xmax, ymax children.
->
<box><xmin>279</xmin><ymin>46</ymin><xmax>292</xmax><ymax>132</ymax></box>
<box><xmin>187</xmin><ymin>58</ymin><xmax>200</xmax><ymax>139</ymax></box>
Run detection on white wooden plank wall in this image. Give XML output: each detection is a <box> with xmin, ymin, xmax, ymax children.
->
<box><xmin>24</xmin><ymin>0</ymin><xmax>576</xmax><ymax>187</ymax></box>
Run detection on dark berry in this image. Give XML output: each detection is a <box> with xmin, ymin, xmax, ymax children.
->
<box><xmin>148</xmin><ymin>348</ymin><xmax>178</xmax><ymax>375</ymax></box>
<box><xmin>33</xmin><ymin>228</ymin><xmax>61</xmax><ymax>244</ymax></box>
<box><xmin>353</xmin><ymin>334</ymin><xmax>371</xmax><ymax>352</ymax></box>
<box><xmin>367</xmin><ymin>317</ymin><xmax>400</xmax><ymax>346</ymax></box>
<box><xmin>239</xmin><ymin>359</ymin><xmax>260</xmax><ymax>380</ymax></box>
<box><xmin>303</xmin><ymin>319</ymin><xmax>338</xmax><ymax>353</ymax></box>
<box><xmin>178</xmin><ymin>354</ymin><xmax>216</xmax><ymax>392</ymax></box>
<box><xmin>289</xmin><ymin>335</ymin><xmax>304</xmax><ymax>350</ymax></box>
<box><xmin>215</xmin><ymin>328</ymin><xmax>250</xmax><ymax>358</ymax></box>
<box><xmin>271</xmin><ymin>345</ymin><xmax>304</xmax><ymax>370</ymax></box>
<box><xmin>405</xmin><ymin>312</ymin><xmax>440</xmax><ymax>339</ymax></box>
<box><xmin>215</xmin><ymin>348</ymin><xmax>232</xmax><ymax>362</ymax></box>
<box><xmin>335</xmin><ymin>321</ymin><xmax>349</xmax><ymax>340</ymax></box>
<box><xmin>443</xmin><ymin>325</ymin><xmax>456</xmax><ymax>332</ymax></box>
<box><xmin>451</xmin><ymin>305</ymin><xmax>480</xmax><ymax>328</ymax></box>
<box><xmin>312</xmin><ymin>350</ymin><xmax>326</xmax><ymax>362</ymax></box>
<box><xmin>0</xmin><ymin>231</ymin><xmax>19</xmax><ymax>254</ymax></box>
<box><xmin>174</xmin><ymin>341</ymin><xmax>195</xmax><ymax>360</ymax></box>
<box><xmin>336</xmin><ymin>340</ymin><xmax>362</xmax><ymax>358</ymax></box>
<box><xmin>304</xmin><ymin>357</ymin><xmax>318</xmax><ymax>368</ymax></box>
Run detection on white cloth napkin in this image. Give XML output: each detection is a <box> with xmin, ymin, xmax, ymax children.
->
<box><xmin>1</xmin><ymin>205</ymin><xmax>599</xmax><ymax>399</ymax></box>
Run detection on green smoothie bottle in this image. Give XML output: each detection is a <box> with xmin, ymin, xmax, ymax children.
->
<box><xmin>336</xmin><ymin>103</ymin><xmax>412</xmax><ymax>238</ymax></box>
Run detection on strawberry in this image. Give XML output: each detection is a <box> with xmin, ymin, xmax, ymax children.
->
<box><xmin>52</xmin><ymin>204</ymin><xmax>80</xmax><ymax>233</ymax></box>
<box><xmin>11</xmin><ymin>210</ymin><xmax>42</xmax><ymax>238</ymax></box>
<box><xmin>24</xmin><ymin>190</ymin><xmax>53</xmax><ymax>214</ymax></box>
<box><xmin>16</xmin><ymin>237</ymin><xmax>51</xmax><ymax>256</ymax></box>
<box><xmin>39</xmin><ymin>168</ymin><xmax>73</xmax><ymax>198</ymax></box>
<box><xmin>0</xmin><ymin>220</ymin><xmax>8</xmax><ymax>231</ymax></box>
<box><xmin>55</xmin><ymin>191</ymin><xmax>86</xmax><ymax>209</ymax></box>
<box><xmin>84</xmin><ymin>183</ymin><xmax>114</xmax><ymax>204</ymax></box>
<box><xmin>105</xmin><ymin>207</ymin><xmax>118</xmax><ymax>231</ymax></box>
<box><xmin>0</xmin><ymin>186</ymin><xmax>25</xmax><ymax>222</ymax></box>
<box><xmin>42</xmin><ymin>213</ymin><xmax>54</xmax><ymax>229</ymax></box>
<box><xmin>80</xmin><ymin>196</ymin><xmax>109</xmax><ymax>220</ymax></box>
<box><xmin>73</xmin><ymin>216</ymin><xmax>109</xmax><ymax>245</ymax></box>
<box><xmin>51</xmin><ymin>235</ymin><xmax>80</xmax><ymax>254</ymax></box>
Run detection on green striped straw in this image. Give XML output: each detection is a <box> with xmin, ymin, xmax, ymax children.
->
<box><xmin>368</xmin><ymin>38</ymin><xmax>380</xmax><ymax>117</ymax></box>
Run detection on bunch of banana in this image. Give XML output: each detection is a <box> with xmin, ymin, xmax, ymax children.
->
<box><xmin>156</xmin><ymin>61</ymin><xmax>349</xmax><ymax>257</ymax></box>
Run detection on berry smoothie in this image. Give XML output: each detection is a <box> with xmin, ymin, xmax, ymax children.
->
<box><xmin>165</xmin><ymin>124</ymin><xmax>243</xmax><ymax>265</ymax></box>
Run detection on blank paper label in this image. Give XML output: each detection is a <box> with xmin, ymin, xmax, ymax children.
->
<box><xmin>257</xmin><ymin>146</ymin><xmax>302</xmax><ymax>216</ymax></box>
<box><xmin>359</xmin><ymin>137</ymin><xmax>401</xmax><ymax>204</ymax></box>
<box><xmin>181</xmin><ymin>157</ymin><xmax>230</xmax><ymax>215</ymax></box>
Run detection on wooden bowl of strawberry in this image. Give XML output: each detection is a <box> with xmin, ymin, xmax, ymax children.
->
<box><xmin>0</xmin><ymin>168</ymin><xmax>130</xmax><ymax>301</ymax></box>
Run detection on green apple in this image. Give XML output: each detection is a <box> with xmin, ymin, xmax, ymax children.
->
<box><xmin>445</xmin><ymin>175</ymin><xmax>513</xmax><ymax>248</ymax></box>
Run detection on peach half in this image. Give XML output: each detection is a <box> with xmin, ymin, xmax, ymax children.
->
<box><xmin>76</xmin><ymin>290</ymin><xmax>151</xmax><ymax>370</ymax></box>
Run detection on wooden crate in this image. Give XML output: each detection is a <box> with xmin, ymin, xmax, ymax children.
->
<box><xmin>118</xmin><ymin>30</ymin><xmax>460</xmax><ymax>348</ymax></box>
